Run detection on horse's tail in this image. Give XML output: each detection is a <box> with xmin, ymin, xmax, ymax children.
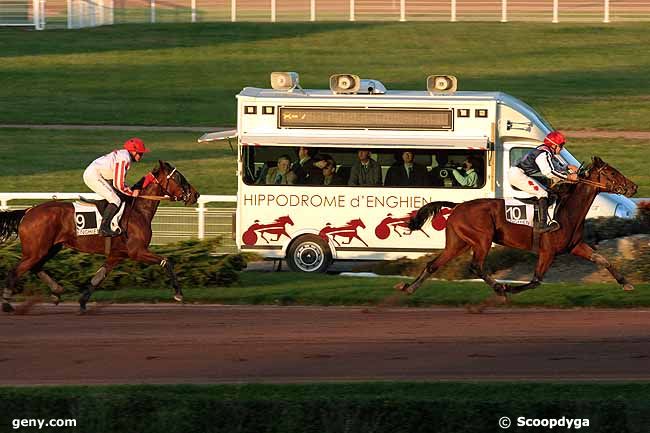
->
<box><xmin>0</xmin><ymin>209</ymin><xmax>27</xmax><ymax>243</ymax></box>
<box><xmin>409</xmin><ymin>201</ymin><xmax>456</xmax><ymax>231</ymax></box>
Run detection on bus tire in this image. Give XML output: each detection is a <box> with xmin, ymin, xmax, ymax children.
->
<box><xmin>287</xmin><ymin>235</ymin><xmax>332</xmax><ymax>273</ymax></box>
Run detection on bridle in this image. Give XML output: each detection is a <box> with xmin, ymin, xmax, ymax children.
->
<box><xmin>139</xmin><ymin>167</ymin><xmax>190</xmax><ymax>202</ymax></box>
<box><xmin>577</xmin><ymin>164</ymin><xmax>624</xmax><ymax>193</ymax></box>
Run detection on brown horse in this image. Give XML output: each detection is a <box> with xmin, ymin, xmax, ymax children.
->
<box><xmin>0</xmin><ymin>160</ymin><xmax>199</xmax><ymax>313</ymax></box>
<box><xmin>395</xmin><ymin>157</ymin><xmax>638</xmax><ymax>296</ymax></box>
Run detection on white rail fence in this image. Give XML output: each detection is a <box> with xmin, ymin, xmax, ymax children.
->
<box><xmin>2</xmin><ymin>0</ymin><xmax>650</xmax><ymax>29</ymax></box>
<box><xmin>0</xmin><ymin>193</ymin><xmax>237</xmax><ymax>252</ymax></box>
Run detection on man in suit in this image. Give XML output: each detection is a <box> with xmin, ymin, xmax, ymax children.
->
<box><xmin>348</xmin><ymin>149</ymin><xmax>382</xmax><ymax>186</ymax></box>
<box><xmin>265</xmin><ymin>155</ymin><xmax>292</xmax><ymax>185</ymax></box>
<box><xmin>384</xmin><ymin>150</ymin><xmax>430</xmax><ymax>187</ymax></box>
<box><xmin>321</xmin><ymin>157</ymin><xmax>345</xmax><ymax>186</ymax></box>
<box><xmin>287</xmin><ymin>146</ymin><xmax>315</xmax><ymax>185</ymax></box>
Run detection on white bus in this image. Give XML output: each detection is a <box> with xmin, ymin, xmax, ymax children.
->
<box><xmin>201</xmin><ymin>73</ymin><xmax>636</xmax><ymax>272</ymax></box>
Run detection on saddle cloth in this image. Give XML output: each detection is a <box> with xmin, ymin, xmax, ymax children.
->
<box><xmin>73</xmin><ymin>201</ymin><xmax>125</xmax><ymax>236</ymax></box>
<box><xmin>503</xmin><ymin>198</ymin><xmax>557</xmax><ymax>227</ymax></box>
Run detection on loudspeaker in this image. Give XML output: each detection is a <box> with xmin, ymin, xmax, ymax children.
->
<box><xmin>426</xmin><ymin>75</ymin><xmax>458</xmax><ymax>93</ymax></box>
<box><xmin>329</xmin><ymin>74</ymin><xmax>361</xmax><ymax>94</ymax></box>
<box><xmin>270</xmin><ymin>72</ymin><xmax>300</xmax><ymax>91</ymax></box>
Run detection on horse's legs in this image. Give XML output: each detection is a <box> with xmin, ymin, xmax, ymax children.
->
<box><xmin>127</xmin><ymin>247</ymin><xmax>183</xmax><ymax>302</ymax></box>
<box><xmin>570</xmin><ymin>242</ymin><xmax>634</xmax><ymax>291</ymax></box>
<box><xmin>507</xmin><ymin>250</ymin><xmax>555</xmax><ymax>294</ymax></box>
<box><xmin>395</xmin><ymin>227</ymin><xmax>469</xmax><ymax>295</ymax></box>
<box><xmin>2</xmin><ymin>254</ymin><xmax>48</xmax><ymax>313</ymax></box>
<box><xmin>79</xmin><ymin>257</ymin><xmax>123</xmax><ymax>313</ymax></box>
<box><xmin>468</xmin><ymin>239</ymin><xmax>508</xmax><ymax>294</ymax></box>
<box><xmin>31</xmin><ymin>244</ymin><xmax>64</xmax><ymax>305</ymax></box>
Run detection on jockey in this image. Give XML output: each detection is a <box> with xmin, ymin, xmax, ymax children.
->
<box><xmin>83</xmin><ymin>138</ymin><xmax>150</xmax><ymax>237</ymax></box>
<box><xmin>509</xmin><ymin>131</ymin><xmax>578</xmax><ymax>233</ymax></box>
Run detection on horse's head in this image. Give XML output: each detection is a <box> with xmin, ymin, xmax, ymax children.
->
<box><xmin>149</xmin><ymin>160</ymin><xmax>200</xmax><ymax>206</ymax></box>
<box><xmin>583</xmin><ymin>157</ymin><xmax>637</xmax><ymax>197</ymax></box>
<box><xmin>348</xmin><ymin>218</ymin><xmax>366</xmax><ymax>229</ymax></box>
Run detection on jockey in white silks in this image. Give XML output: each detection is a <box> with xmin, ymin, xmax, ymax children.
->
<box><xmin>508</xmin><ymin>131</ymin><xmax>578</xmax><ymax>233</ymax></box>
<box><xmin>83</xmin><ymin>137</ymin><xmax>150</xmax><ymax>237</ymax></box>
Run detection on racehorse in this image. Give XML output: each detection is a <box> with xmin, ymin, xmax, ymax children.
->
<box><xmin>0</xmin><ymin>160</ymin><xmax>199</xmax><ymax>313</ymax></box>
<box><xmin>395</xmin><ymin>157</ymin><xmax>638</xmax><ymax>296</ymax></box>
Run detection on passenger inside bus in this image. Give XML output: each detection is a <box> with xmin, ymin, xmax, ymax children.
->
<box><xmin>264</xmin><ymin>155</ymin><xmax>292</xmax><ymax>185</ymax></box>
<box><xmin>451</xmin><ymin>155</ymin><xmax>482</xmax><ymax>188</ymax></box>
<box><xmin>384</xmin><ymin>150</ymin><xmax>430</xmax><ymax>187</ymax></box>
<box><xmin>287</xmin><ymin>147</ymin><xmax>317</xmax><ymax>185</ymax></box>
<box><xmin>320</xmin><ymin>156</ymin><xmax>345</xmax><ymax>186</ymax></box>
<box><xmin>348</xmin><ymin>150</ymin><xmax>382</xmax><ymax>186</ymax></box>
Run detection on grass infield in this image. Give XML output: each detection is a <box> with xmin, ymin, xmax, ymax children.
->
<box><xmin>1</xmin><ymin>22</ymin><xmax>650</xmax><ymax>130</ymax></box>
<box><xmin>1</xmin><ymin>383</ymin><xmax>649</xmax><ymax>433</ymax></box>
<box><xmin>58</xmin><ymin>272</ymin><xmax>650</xmax><ymax>308</ymax></box>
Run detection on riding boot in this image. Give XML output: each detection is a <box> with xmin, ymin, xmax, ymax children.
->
<box><xmin>537</xmin><ymin>197</ymin><xmax>560</xmax><ymax>233</ymax></box>
<box><xmin>99</xmin><ymin>203</ymin><xmax>121</xmax><ymax>237</ymax></box>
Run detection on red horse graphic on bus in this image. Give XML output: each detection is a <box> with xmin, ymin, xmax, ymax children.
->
<box><xmin>319</xmin><ymin>218</ymin><xmax>368</xmax><ymax>247</ymax></box>
<box><xmin>375</xmin><ymin>210</ymin><xmax>430</xmax><ymax>240</ymax></box>
<box><xmin>431</xmin><ymin>206</ymin><xmax>453</xmax><ymax>231</ymax></box>
<box><xmin>242</xmin><ymin>215</ymin><xmax>294</xmax><ymax>246</ymax></box>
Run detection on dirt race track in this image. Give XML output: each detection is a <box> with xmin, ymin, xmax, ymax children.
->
<box><xmin>1</xmin><ymin>304</ymin><xmax>649</xmax><ymax>385</ymax></box>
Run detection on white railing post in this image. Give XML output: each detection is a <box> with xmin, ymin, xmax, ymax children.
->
<box><xmin>231</xmin><ymin>0</ymin><xmax>236</xmax><ymax>22</ymax></box>
<box><xmin>450</xmin><ymin>0</ymin><xmax>457</xmax><ymax>22</ymax></box>
<box><xmin>150</xmin><ymin>0</ymin><xmax>156</xmax><ymax>23</ymax></box>
<box><xmin>109</xmin><ymin>0</ymin><xmax>114</xmax><ymax>24</ymax></box>
<box><xmin>349</xmin><ymin>0</ymin><xmax>354</xmax><ymax>21</ymax></box>
<box><xmin>501</xmin><ymin>0</ymin><xmax>507</xmax><ymax>22</ymax></box>
<box><xmin>603</xmin><ymin>0</ymin><xmax>610</xmax><ymax>23</ymax></box>
<box><xmin>552</xmin><ymin>0</ymin><xmax>558</xmax><ymax>23</ymax></box>
<box><xmin>197</xmin><ymin>203</ymin><xmax>206</xmax><ymax>239</ymax></box>
<box><xmin>310</xmin><ymin>0</ymin><xmax>315</xmax><ymax>21</ymax></box>
<box><xmin>66</xmin><ymin>0</ymin><xmax>72</xmax><ymax>28</ymax></box>
<box><xmin>399</xmin><ymin>0</ymin><xmax>405</xmax><ymax>21</ymax></box>
<box><xmin>32</xmin><ymin>0</ymin><xmax>45</xmax><ymax>30</ymax></box>
<box><xmin>191</xmin><ymin>0</ymin><xmax>196</xmax><ymax>22</ymax></box>
<box><xmin>271</xmin><ymin>0</ymin><xmax>275</xmax><ymax>22</ymax></box>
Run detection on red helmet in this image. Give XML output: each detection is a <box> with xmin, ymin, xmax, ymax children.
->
<box><xmin>123</xmin><ymin>137</ymin><xmax>150</xmax><ymax>154</ymax></box>
<box><xmin>544</xmin><ymin>131</ymin><xmax>566</xmax><ymax>148</ymax></box>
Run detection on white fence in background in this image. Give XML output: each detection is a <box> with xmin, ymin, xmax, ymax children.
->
<box><xmin>0</xmin><ymin>0</ymin><xmax>45</xmax><ymax>29</ymax></box>
<box><xmin>0</xmin><ymin>193</ymin><xmax>237</xmax><ymax>251</ymax></box>
<box><xmin>2</xmin><ymin>0</ymin><xmax>650</xmax><ymax>29</ymax></box>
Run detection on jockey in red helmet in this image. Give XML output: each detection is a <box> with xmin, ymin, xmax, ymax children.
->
<box><xmin>508</xmin><ymin>131</ymin><xmax>578</xmax><ymax>233</ymax></box>
<box><xmin>83</xmin><ymin>138</ymin><xmax>150</xmax><ymax>237</ymax></box>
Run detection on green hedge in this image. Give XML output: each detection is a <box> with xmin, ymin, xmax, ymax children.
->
<box><xmin>0</xmin><ymin>383</ymin><xmax>649</xmax><ymax>433</ymax></box>
<box><xmin>0</xmin><ymin>239</ymin><xmax>248</xmax><ymax>293</ymax></box>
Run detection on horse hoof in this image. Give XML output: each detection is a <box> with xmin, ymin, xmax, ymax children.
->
<box><xmin>173</xmin><ymin>295</ymin><xmax>183</xmax><ymax>303</ymax></box>
<box><xmin>623</xmin><ymin>283</ymin><xmax>635</xmax><ymax>292</ymax></box>
<box><xmin>393</xmin><ymin>282</ymin><xmax>408</xmax><ymax>292</ymax></box>
<box><xmin>2</xmin><ymin>302</ymin><xmax>14</xmax><ymax>313</ymax></box>
<box><xmin>50</xmin><ymin>295</ymin><xmax>61</xmax><ymax>306</ymax></box>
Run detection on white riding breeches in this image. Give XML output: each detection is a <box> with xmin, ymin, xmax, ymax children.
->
<box><xmin>508</xmin><ymin>167</ymin><xmax>548</xmax><ymax>199</ymax></box>
<box><xmin>83</xmin><ymin>167</ymin><xmax>122</xmax><ymax>206</ymax></box>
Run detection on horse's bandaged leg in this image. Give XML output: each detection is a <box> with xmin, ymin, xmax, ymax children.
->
<box><xmin>91</xmin><ymin>266</ymin><xmax>108</xmax><ymax>287</ymax></box>
<box><xmin>2</xmin><ymin>288</ymin><xmax>12</xmax><ymax>301</ymax></box>
<box><xmin>589</xmin><ymin>252</ymin><xmax>633</xmax><ymax>291</ymax></box>
<box><xmin>37</xmin><ymin>271</ymin><xmax>64</xmax><ymax>294</ymax></box>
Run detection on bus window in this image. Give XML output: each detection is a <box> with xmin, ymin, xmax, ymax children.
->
<box><xmin>242</xmin><ymin>146</ymin><xmax>486</xmax><ymax>189</ymax></box>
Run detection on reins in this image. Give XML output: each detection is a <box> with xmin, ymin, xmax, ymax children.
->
<box><xmin>577</xmin><ymin>178</ymin><xmax>606</xmax><ymax>189</ymax></box>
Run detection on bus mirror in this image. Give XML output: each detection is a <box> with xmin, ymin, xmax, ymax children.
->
<box><xmin>271</xmin><ymin>72</ymin><xmax>300</xmax><ymax>91</ymax></box>
<box><xmin>427</xmin><ymin>75</ymin><xmax>458</xmax><ymax>93</ymax></box>
<box><xmin>330</xmin><ymin>74</ymin><xmax>361</xmax><ymax>94</ymax></box>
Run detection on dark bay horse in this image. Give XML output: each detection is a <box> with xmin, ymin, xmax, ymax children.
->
<box><xmin>395</xmin><ymin>157</ymin><xmax>638</xmax><ymax>296</ymax></box>
<box><xmin>0</xmin><ymin>160</ymin><xmax>199</xmax><ymax>313</ymax></box>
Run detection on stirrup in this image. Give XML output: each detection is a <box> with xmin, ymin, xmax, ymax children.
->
<box><xmin>538</xmin><ymin>221</ymin><xmax>560</xmax><ymax>234</ymax></box>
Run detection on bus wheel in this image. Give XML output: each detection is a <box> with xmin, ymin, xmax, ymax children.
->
<box><xmin>287</xmin><ymin>235</ymin><xmax>332</xmax><ymax>273</ymax></box>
